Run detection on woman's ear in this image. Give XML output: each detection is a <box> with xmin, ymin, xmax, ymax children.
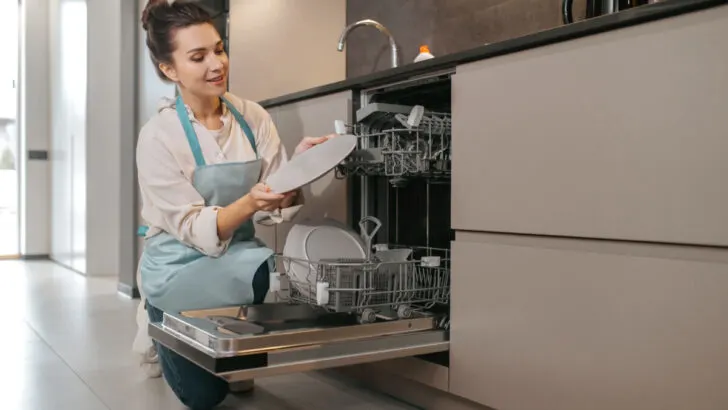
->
<box><xmin>159</xmin><ymin>63</ymin><xmax>178</xmax><ymax>82</ymax></box>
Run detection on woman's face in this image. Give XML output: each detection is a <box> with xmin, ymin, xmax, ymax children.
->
<box><xmin>161</xmin><ymin>23</ymin><xmax>229</xmax><ymax>97</ymax></box>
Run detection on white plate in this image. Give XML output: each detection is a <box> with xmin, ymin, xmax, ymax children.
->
<box><xmin>304</xmin><ymin>226</ymin><xmax>366</xmax><ymax>263</ymax></box>
<box><xmin>265</xmin><ymin>134</ymin><xmax>357</xmax><ymax>194</ymax></box>
<box><xmin>282</xmin><ymin>220</ymin><xmax>365</xmax><ymax>300</ymax></box>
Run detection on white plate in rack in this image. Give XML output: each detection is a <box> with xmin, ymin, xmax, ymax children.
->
<box><xmin>282</xmin><ymin>220</ymin><xmax>365</xmax><ymax>300</ymax></box>
<box><xmin>303</xmin><ymin>226</ymin><xmax>366</xmax><ymax>263</ymax></box>
<box><xmin>265</xmin><ymin>134</ymin><xmax>357</xmax><ymax>194</ymax></box>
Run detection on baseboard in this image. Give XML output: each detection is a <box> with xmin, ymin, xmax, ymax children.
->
<box><xmin>48</xmin><ymin>258</ymin><xmax>84</xmax><ymax>275</ymax></box>
<box><xmin>326</xmin><ymin>366</ymin><xmax>492</xmax><ymax>410</ymax></box>
<box><xmin>341</xmin><ymin>356</ymin><xmax>450</xmax><ymax>392</ymax></box>
<box><xmin>118</xmin><ymin>282</ymin><xmax>141</xmax><ymax>299</ymax></box>
<box><xmin>20</xmin><ymin>254</ymin><xmax>50</xmax><ymax>260</ymax></box>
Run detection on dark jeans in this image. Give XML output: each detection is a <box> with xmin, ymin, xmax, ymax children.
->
<box><xmin>147</xmin><ymin>263</ymin><xmax>270</xmax><ymax>410</ymax></box>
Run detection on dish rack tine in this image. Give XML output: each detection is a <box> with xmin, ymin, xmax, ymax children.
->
<box><xmin>407</xmin><ymin>105</ymin><xmax>425</xmax><ymax>128</ymax></box>
<box><xmin>358</xmin><ymin>217</ymin><xmax>382</xmax><ymax>259</ymax></box>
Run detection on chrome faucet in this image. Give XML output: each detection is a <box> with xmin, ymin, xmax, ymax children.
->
<box><xmin>337</xmin><ymin>19</ymin><xmax>400</xmax><ymax>68</ymax></box>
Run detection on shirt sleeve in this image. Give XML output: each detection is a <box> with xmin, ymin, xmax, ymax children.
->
<box><xmin>137</xmin><ymin>130</ymin><xmax>231</xmax><ymax>257</ymax></box>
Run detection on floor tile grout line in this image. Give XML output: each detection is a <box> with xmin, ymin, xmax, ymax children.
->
<box><xmin>24</xmin><ymin>318</ymin><xmax>114</xmax><ymax>410</ymax></box>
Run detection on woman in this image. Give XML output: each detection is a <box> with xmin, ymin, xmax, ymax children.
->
<box><xmin>135</xmin><ymin>1</ymin><xmax>332</xmax><ymax>408</ymax></box>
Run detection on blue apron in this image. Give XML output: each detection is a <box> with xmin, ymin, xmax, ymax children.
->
<box><xmin>139</xmin><ymin>96</ymin><xmax>274</xmax><ymax>313</ymax></box>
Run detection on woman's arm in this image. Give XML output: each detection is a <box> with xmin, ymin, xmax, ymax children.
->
<box><xmin>216</xmin><ymin>195</ymin><xmax>257</xmax><ymax>241</ymax></box>
<box><xmin>216</xmin><ymin>184</ymin><xmax>290</xmax><ymax>240</ymax></box>
<box><xmin>137</xmin><ymin>131</ymin><xmax>284</xmax><ymax>255</ymax></box>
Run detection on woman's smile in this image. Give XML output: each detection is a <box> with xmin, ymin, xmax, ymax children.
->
<box><xmin>206</xmin><ymin>73</ymin><xmax>226</xmax><ymax>86</ymax></box>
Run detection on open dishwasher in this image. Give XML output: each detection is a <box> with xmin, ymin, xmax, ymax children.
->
<box><xmin>147</xmin><ymin>71</ymin><xmax>455</xmax><ymax>382</ymax></box>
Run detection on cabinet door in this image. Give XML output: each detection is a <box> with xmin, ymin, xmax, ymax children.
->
<box><xmin>450</xmin><ymin>233</ymin><xmax>728</xmax><ymax>410</ymax></box>
<box><xmin>451</xmin><ymin>8</ymin><xmax>728</xmax><ymax>246</ymax></box>
<box><xmin>271</xmin><ymin>92</ymin><xmax>352</xmax><ymax>252</ymax></box>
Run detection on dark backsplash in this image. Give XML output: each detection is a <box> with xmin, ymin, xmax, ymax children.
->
<box><xmin>346</xmin><ymin>0</ymin><xmax>583</xmax><ymax>78</ymax></box>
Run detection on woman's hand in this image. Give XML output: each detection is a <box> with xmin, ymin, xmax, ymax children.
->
<box><xmin>247</xmin><ymin>183</ymin><xmax>291</xmax><ymax>211</ymax></box>
<box><xmin>294</xmin><ymin>134</ymin><xmax>336</xmax><ymax>156</ymax></box>
<box><xmin>280</xmin><ymin>189</ymin><xmax>300</xmax><ymax>209</ymax></box>
<box><xmin>216</xmin><ymin>184</ymin><xmax>294</xmax><ymax>241</ymax></box>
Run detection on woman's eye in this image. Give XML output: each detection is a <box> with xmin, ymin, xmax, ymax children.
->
<box><xmin>190</xmin><ymin>55</ymin><xmax>204</xmax><ymax>62</ymax></box>
<box><xmin>215</xmin><ymin>49</ymin><xmax>225</xmax><ymax>55</ymax></box>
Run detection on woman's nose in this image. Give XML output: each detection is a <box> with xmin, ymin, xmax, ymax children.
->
<box><xmin>209</xmin><ymin>56</ymin><xmax>224</xmax><ymax>71</ymax></box>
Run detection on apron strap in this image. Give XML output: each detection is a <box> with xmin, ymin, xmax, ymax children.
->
<box><xmin>175</xmin><ymin>95</ymin><xmax>260</xmax><ymax>165</ymax></box>
<box><xmin>221</xmin><ymin>97</ymin><xmax>259</xmax><ymax>158</ymax></box>
<box><xmin>137</xmin><ymin>225</ymin><xmax>149</xmax><ymax>237</ymax></box>
<box><xmin>175</xmin><ymin>96</ymin><xmax>206</xmax><ymax>167</ymax></box>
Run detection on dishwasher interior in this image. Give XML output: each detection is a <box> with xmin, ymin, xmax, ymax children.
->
<box><xmin>147</xmin><ymin>71</ymin><xmax>454</xmax><ymax>381</ymax></box>
<box><xmin>340</xmin><ymin>71</ymin><xmax>454</xmax><ymax>366</ymax></box>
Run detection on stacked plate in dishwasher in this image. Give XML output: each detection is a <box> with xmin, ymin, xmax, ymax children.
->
<box><xmin>282</xmin><ymin>219</ymin><xmax>367</xmax><ymax>300</ymax></box>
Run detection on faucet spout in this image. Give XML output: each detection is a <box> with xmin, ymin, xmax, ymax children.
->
<box><xmin>337</xmin><ymin>19</ymin><xmax>400</xmax><ymax>68</ymax></box>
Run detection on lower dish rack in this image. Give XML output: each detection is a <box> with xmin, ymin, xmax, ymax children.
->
<box><xmin>271</xmin><ymin>246</ymin><xmax>450</xmax><ymax>326</ymax></box>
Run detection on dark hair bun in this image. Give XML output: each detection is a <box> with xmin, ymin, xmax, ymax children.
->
<box><xmin>141</xmin><ymin>0</ymin><xmax>170</xmax><ymax>31</ymax></box>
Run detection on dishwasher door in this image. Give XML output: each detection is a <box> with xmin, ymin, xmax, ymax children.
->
<box><xmin>148</xmin><ymin>303</ymin><xmax>449</xmax><ymax>382</ymax></box>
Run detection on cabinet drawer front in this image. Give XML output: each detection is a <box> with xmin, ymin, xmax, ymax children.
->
<box><xmin>450</xmin><ymin>236</ymin><xmax>728</xmax><ymax>410</ymax></box>
<box><xmin>452</xmin><ymin>7</ymin><xmax>728</xmax><ymax>246</ymax></box>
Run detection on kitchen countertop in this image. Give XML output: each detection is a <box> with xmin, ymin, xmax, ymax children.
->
<box><xmin>258</xmin><ymin>0</ymin><xmax>727</xmax><ymax>109</ymax></box>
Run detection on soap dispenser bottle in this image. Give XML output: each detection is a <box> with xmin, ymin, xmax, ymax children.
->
<box><xmin>414</xmin><ymin>45</ymin><xmax>434</xmax><ymax>62</ymax></box>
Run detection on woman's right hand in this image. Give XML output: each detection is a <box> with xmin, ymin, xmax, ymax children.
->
<box><xmin>247</xmin><ymin>183</ymin><xmax>288</xmax><ymax>212</ymax></box>
<box><xmin>218</xmin><ymin>183</ymin><xmax>289</xmax><ymax>241</ymax></box>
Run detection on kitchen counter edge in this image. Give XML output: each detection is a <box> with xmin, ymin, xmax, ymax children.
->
<box><xmin>258</xmin><ymin>0</ymin><xmax>726</xmax><ymax>109</ymax></box>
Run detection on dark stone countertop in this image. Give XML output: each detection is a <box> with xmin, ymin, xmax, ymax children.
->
<box><xmin>258</xmin><ymin>0</ymin><xmax>727</xmax><ymax>109</ymax></box>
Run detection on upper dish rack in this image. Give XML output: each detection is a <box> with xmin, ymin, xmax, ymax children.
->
<box><xmin>336</xmin><ymin>103</ymin><xmax>452</xmax><ymax>184</ymax></box>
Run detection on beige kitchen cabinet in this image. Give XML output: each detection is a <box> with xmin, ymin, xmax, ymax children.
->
<box><xmin>451</xmin><ymin>6</ymin><xmax>728</xmax><ymax>246</ymax></box>
<box><xmin>450</xmin><ymin>232</ymin><xmax>728</xmax><ymax>410</ymax></box>
<box><xmin>267</xmin><ymin>91</ymin><xmax>352</xmax><ymax>252</ymax></box>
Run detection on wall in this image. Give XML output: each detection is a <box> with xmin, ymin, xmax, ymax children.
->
<box><xmin>44</xmin><ymin>0</ymin><xmax>137</xmax><ymax>278</ymax></box>
<box><xmin>49</xmin><ymin>0</ymin><xmax>88</xmax><ymax>272</ymax></box>
<box><xmin>345</xmin><ymin>0</ymin><xmax>584</xmax><ymax>78</ymax></box>
<box><xmin>229</xmin><ymin>0</ymin><xmax>346</xmax><ymax>102</ymax></box>
<box><xmin>117</xmin><ymin>0</ymin><xmax>139</xmax><ymax>290</ymax></box>
<box><xmin>84</xmin><ymin>0</ymin><xmax>136</xmax><ymax>278</ymax></box>
<box><xmin>19</xmin><ymin>0</ymin><xmax>51</xmax><ymax>257</ymax></box>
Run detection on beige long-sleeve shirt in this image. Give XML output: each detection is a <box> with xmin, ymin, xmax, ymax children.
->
<box><xmin>136</xmin><ymin>92</ymin><xmax>301</xmax><ymax>257</ymax></box>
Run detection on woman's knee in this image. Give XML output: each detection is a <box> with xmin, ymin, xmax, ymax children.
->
<box><xmin>149</xmin><ymin>304</ymin><xmax>230</xmax><ymax>409</ymax></box>
<box><xmin>158</xmin><ymin>347</ymin><xmax>230</xmax><ymax>409</ymax></box>
<box><xmin>252</xmin><ymin>261</ymin><xmax>270</xmax><ymax>304</ymax></box>
<box><xmin>176</xmin><ymin>382</ymin><xmax>229</xmax><ymax>410</ymax></box>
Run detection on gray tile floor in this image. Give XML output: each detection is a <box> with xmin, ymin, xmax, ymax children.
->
<box><xmin>2</xmin><ymin>260</ymin><xmax>417</xmax><ymax>410</ymax></box>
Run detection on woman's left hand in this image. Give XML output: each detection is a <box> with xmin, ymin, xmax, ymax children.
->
<box><xmin>280</xmin><ymin>189</ymin><xmax>299</xmax><ymax>209</ymax></box>
<box><xmin>294</xmin><ymin>134</ymin><xmax>336</xmax><ymax>156</ymax></box>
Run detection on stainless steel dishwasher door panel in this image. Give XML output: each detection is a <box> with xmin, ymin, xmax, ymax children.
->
<box><xmin>147</xmin><ymin>303</ymin><xmax>449</xmax><ymax>381</ymax></box>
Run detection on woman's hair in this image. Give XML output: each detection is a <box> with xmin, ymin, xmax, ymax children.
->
<box><xmin>141</xmin><ymin>0</ymin><xmax>214</xmax><ymax>81</ymax></box>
